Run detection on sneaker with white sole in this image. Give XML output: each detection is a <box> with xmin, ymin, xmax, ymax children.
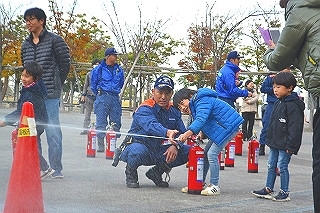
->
<box><xmin>41</xmin><ymin>167</ymin><xmax>54</xmax><ymax>180</ymax></box>
<box><xmin>201</xmin><ymin>184</ymin><xmax>220</xmax><ymax>196</ymax></box>
<box><xmin>272</xmin><ymin>189</ymin><xmax>290</xmax><ymax>202</ymax></box>
<box><xmin>251</xmin><ymin>187</ymin><xmax>274</xmax><ymax>199</ymax></box>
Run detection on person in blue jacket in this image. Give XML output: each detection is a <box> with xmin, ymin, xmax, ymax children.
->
<box><xmin>173</xmin><ymin>88</ymin><xmax>244</xmax><ymax>196</ymax></box>
<box><xmin>119</xmin><ymin>76</ymin><xmax>190</xmax><ymax>188</ymax></box>
<box><xmin>215</xmin><ymin>50</ymin><xmax>252</xmax><ymax>108</ymax></box>
<box><xmin>91</xmin><ymin>47</ymin><xmax>124</xmax><ymax>152</ymax></box>
<box><xmin>0</xmin><ymin>61</ymin><xmax>53</xmax><ymax>180</ymax></box>
<box><xmin>259</xmin><ymin>73</ymin><xmax>277</xmax><ymax>156</ymax></box>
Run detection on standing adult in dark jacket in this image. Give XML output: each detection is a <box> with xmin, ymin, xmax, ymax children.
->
<box><xmin>91</xmin><ymin>47</ymin><xmax>124</xmax><ymax>152</ymax></box>
<box><xmin>263</xmin><ymin>0</ymin><xmax>320</xmax><ymax>210</ymax></box>
<box><xmin>21</xmin><ymin>7</ymin><xmax>71</xmax><ymax>179</ymax></box>
<box><xmin>215</xmin><ymin>50</ymin><xmax>252</xmax><ymax>108</ymax></box>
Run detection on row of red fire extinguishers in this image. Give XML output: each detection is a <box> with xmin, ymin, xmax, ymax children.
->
<box><xmin>11</xmin><ymin>122</ymin><xmax>260</xmax><ymax>195</ymax></box>
<box><xmin>82</xmin><ymin>123</ymin><xmax>261</xmax><ymax>195</ymax></box>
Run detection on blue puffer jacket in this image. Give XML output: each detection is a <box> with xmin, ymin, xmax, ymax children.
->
<box><xmin>21</xmin><ymin>28</ymin><xmax>71</xmax><ymax>99</ymax></box>
<box><xmin>90</xmin><ymin>59</ymin><xmax>124</xmax><ymax>95</ymax></box>
<box><xmin>215</xmin><ymin>61</ymin><xmax>248</xmax><ymax>99</ymax></box>
<box><xmin>188</xmin><ymin>88</ymin><xmax>244</xmax><ymax>146</ymax></box>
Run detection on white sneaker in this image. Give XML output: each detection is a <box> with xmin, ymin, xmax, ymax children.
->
<box><xmin>181</xmin><ymin>186</ymin><xmax>188</xmax><ymax>193</ymax></box>
<box><xmin>41</xmin><ymin>167</ymin><xmax>54</xmax><ymax>180</ymax></box>
<box><xmin>201</xmin><ymin>184</ymin><xmax>220</xmax><ymax>196</ymax></box>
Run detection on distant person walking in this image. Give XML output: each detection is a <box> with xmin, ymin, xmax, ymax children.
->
<box><xmin>240</xmin><ymin>80</ymin><xmax>259</xmax><ymax>141</ymax></box>
<box><xmin>80</xmin><ymin>59</ymin><xmax>100</xmax><ymax>135</ymax></box>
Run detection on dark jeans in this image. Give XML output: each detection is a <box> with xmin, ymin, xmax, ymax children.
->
<box><xmin>313</xmin><ymin>107</ymin><xmax>320</xmax><ymax>213</ymax></box>
<box><xmin>241</xmin><ymin>112</ymin><xmax>256</xmax><ymax>140</ymax></box>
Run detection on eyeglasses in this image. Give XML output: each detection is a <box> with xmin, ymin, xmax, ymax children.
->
<box><xmin>24</xmin><ymin>17</ymin><xmax>37</xmax><ymax>23</ymax></box>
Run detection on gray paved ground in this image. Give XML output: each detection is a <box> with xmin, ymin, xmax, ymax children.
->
<box><xmin>0</xmin><ymin>107</ymin><xmax>315</xmax><ymax>213</ymax></box>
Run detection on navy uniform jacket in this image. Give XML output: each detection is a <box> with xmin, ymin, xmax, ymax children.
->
<box><xmin>129</xmin><ymin>98</ymin><xmax>186</xmax><ymax>151</ymax></box>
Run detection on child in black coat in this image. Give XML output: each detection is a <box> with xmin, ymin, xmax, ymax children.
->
<box><xmin>251</xmin><ymin>71</ymin><xmax>305</xmax><ymax>201</ymax></box>
<box><xmin>0</xmin><ymin>61</ymin><xmax>54</xmax><ymax>179</ymax></box>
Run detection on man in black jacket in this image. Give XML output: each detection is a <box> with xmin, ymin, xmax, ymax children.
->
<box><xmin>21</xmin><ymin>7</ymin><xmax>71</xmax><ymax>179</ymax></box>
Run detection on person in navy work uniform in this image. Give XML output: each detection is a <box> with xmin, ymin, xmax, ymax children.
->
<box><xmin>259</xmin><ymin>73</ymin><xmax>277</xmax><ymax>156</ymax></box>
<box><xmin>215</xmin><ymin>50</ymin><xmax>252</xmax><ymax>108</ymax></box>
<box><xmin>119</xmin><ymin>76</ymin><xmax>190</xmax><ymax>188</ymax></box>
<box><xmin>90</xmin><ymin>47</ymin><xmax>125</xmax><ymax>152</ymax></box>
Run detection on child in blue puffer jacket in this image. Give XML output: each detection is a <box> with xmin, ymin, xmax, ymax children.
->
<box><xmin>173</xmin><ymin>88</ymin><xmax>243</xmax><ymax>196</ymax></box>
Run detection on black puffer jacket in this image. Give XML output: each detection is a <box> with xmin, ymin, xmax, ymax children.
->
<box><xmin>5</xmin><ymin>79</ymin><xmax>48</xmax><ymax>132</ymax></box>
<box><xmin>21</xmin><ymin>28</ymin><xmax>70</xmax><ymax>99</ymax></box>
<box><xmin>266</xmin><ymin>92</ymin><xmax>305</xmax><ymax>155</ymax></box>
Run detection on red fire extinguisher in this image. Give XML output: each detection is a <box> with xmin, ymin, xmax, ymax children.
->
<box><xmin>247</xmin><ymin>133</ymin><xmax>259</xmax><ymax>173</ymax></box>
<box><xmin>235</xmin><ymin>130</ymin><xmax>243</xmax><ymax>156</ymax></box>
<box><xmin>218</xmin><ymin>149</ymin><xmax>225</xmax><ymax>170</ymax></box>
<box><xmin>106</xmin><ymin>123</ymin><xmax>117</xmax><ymax>159</ymax></box>
<box><xmin>187</xmin><ymin>142</ymin><xmax>204</xmax><ymax>195</ymax></box>
<box><xmin>225</xmin><ymin>139</ymin><xmax>235</xmax><ymax>167</ymax></box>
<box><xmin>11</xmin><ymin>127</ymin><xmax>18</xmax><ymax>155</ymax></box>
<box><xmin>86</xmin><ymin>123</ymin><xmax>96</xmax><ymax>158</ymax></box>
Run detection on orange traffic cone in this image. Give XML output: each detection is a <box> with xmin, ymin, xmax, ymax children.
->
<box><xmin>2</xmin><ymin>102</ymin><xmax>45</xmax><ymax>213</ymax></box>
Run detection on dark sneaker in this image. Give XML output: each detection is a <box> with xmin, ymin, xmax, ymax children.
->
<box><xmin>51</xmin><ymin>170</ymin><xmax>64</xmax><ymax>179</ymax></box>
<box><xmin>41</xmin><ymin>167</ymin><xmax>54</xmax><ymax>180</ymax></box>
<box><xmin>252</xmin><ymin>187</ymin><xmax>274</xmax><ymax>199</ymax></box>
<box><xmin>272</xmin><ymin>190</ymin><xmax>290</xmax><ymax>202</ymax></box>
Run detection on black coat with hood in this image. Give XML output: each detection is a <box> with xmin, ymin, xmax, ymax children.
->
<box><xmin>266</xmin><ymin>92</ymin><xmax>305</xmax><ymax>155</ymax></box>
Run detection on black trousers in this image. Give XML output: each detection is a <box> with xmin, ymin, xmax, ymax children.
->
<box><xmin>241</xmin><ymin>112</ymin><xmax>256</xmax><ymax>140</ymax></box>
<box><xmin>313</xmin><ymin>107</ymin><xmax>320</xmax><ymax>213</ymax></box>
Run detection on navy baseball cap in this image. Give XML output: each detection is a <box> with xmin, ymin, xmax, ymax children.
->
<box><xmin>105</xmin><ymin>47</ymin><xmax>120</xmax><ymax>56</ymax></box>
<box><xmin>227</xmin><ymin>51</ymin><xmax>244</xmax><ymax>61</ymax></box>
<box><xmin>154</xmin><ymin>76</ymin><xmax>174</xmax><ymax>90</ymax></box>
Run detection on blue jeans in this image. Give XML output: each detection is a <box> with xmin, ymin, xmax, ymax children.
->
<box><xmin>45</xmin><ymin>99</ymin><xmax>63</xmax><ymax>172</ymax></box>
<box><xmin>203</xmin><ymin>131</ymin><xmax>238</xmax><ymax>186</ymax></box>
<box><xmin>266</xmin><ymin>147</ymin><xmax>291</xmax><ymax>192</ymax></box>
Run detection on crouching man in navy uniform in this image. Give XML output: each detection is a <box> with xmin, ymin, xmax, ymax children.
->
<box><xmin>120</xmin><ymin>76</ymin><xmax>190</xmax><ymax>188</ymax></box>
